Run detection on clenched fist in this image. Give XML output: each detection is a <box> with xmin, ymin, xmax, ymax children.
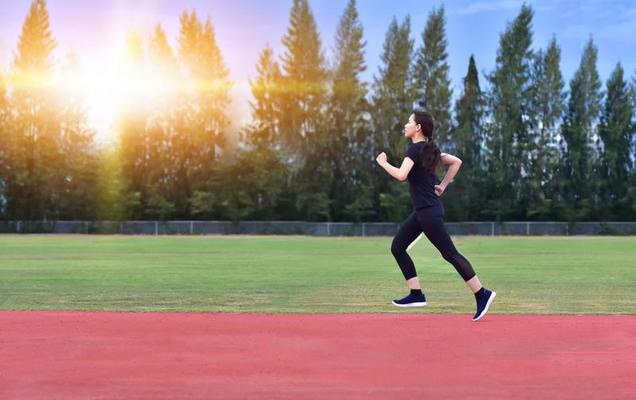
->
<box><xmin>435</xmin><ymin>185</ymin><xmax>445</xmax><ymax>197</ymax></box>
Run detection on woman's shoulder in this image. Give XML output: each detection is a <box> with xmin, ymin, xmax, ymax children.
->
<box><xmin>406</xmin><ymin>141</ymin><xmax>426</xmax><ymax>153</ymax></box>
<box><xmin>405</xmin><ymin>142</ymin><xmax>424</xmax><ymax>162</ymax></box>
<box><xmin>407</xmin><ymin>141</ymin><xmax>426</xmax><ymax>149</ymax></box>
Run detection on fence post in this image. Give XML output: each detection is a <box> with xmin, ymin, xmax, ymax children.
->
<box><xmin>155</xmin><ymin>221</ymin><xmax>158</xmax><ymax>235</ymax></box>
<box><xmin>362</xmin><ymin>223</ymin><xmax>366</xmax><ymax>237</ymax></box>
<box><xmin>491</xmin><ymin>222</ymin><xmax>494</xmax><ymax>236</ymax></box>
<box><xmin>327</xmin><ymin>222</ymin><xmax>331</xmax><ymax>236</ymax></box>
<box><xmin>190</xmin><ymin>221</ymin><xmax>194</xmax><ymax>235</ymax></box>
<box><xmin>527</xmin><ymin>222</ymin><xmax>530</xmax><ymax>236</ymax></box>
<box><xmin>17</xmin><ymin>221</ymin><xmax>21</xmax><ymax>233</ymax></box>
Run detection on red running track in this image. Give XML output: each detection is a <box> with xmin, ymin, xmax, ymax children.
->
<box><xmin>1</xmin><ymin>311</ymin><xmax>634</xmax><ymax>399</ymax></box>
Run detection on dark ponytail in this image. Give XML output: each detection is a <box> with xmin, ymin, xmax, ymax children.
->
<box><xmin>413</xmin><ymin>109</ymin><xmax>440</xmax><ymax>173</ymax></box>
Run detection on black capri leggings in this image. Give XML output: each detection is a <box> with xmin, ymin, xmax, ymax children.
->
<box><xmin>391</xmin><ymin>203</ymin><xmax>476</xmax><ymax>282</ymax></box>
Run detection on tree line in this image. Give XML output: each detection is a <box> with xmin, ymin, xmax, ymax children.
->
<box><xmin>1</xmin><ymin>0</ymin><xmax>635</xmax><ymax>223</ymax></box>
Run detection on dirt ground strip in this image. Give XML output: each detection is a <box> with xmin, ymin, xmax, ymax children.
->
<box><xmin>1</xmin><ymin>311</ymin><xmax>634</xmax><ymax>399</ymax></box>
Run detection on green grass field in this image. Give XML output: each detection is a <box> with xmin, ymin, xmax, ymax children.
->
<box><xmin>0</xmin><ymin>234</ymin><xmax>634</xmax><ymax>314</ymax></box>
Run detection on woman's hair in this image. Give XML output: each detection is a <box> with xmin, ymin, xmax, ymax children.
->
<box><xmin>413</xmin><ymin>109</ymin><xmax>440</xmax><ymax>173</ymax></box>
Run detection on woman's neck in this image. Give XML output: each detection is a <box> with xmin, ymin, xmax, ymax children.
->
<box><xmin>411</xmin><ymin>135</ymin><xmax>426</xmax><ymax>143</ymax></box>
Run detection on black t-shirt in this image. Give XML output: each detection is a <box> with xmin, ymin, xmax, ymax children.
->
<box><xmin>404</xmin><ymin>142</ymin><xmax>440</xmax><ymax>209</ymax></box>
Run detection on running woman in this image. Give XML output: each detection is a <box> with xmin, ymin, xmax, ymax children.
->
<box><xmin>376</xmin><ymin>109</ymin><xmax>496</xmax><ymax>321</ymax></box>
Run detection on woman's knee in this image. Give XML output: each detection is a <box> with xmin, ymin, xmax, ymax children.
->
<box><xmin>441</xmin><ymin>249</ymin><xmax>459</xmax><ymax>263</ymax></box>
<box><xmin>391</xmin><ymin>238</ymin><xmax>406</xmax><ymax>256</ymax></box>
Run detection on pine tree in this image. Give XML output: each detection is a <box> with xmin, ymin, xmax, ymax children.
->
<box><xmin>0</xmin><ymin>75</ymin><xmax>9</xmax><ymax>218</ymax></box>
<box><xmin>94</xmin><ymin>144</ymin><xmax>127</xmax><ymax>221</ymax></box>
<box><xmin>55</xmin><ymin>50</ymin><xmax>99</xmax><ymax>219</ymax></box>
<box><xmin>447</xmin><ymin>55</ymin><xmax>484</xmax><ymax>221</ymax></box>
<box><xmin>484</xmin><ymin>4</ymin><xmax>534</xmax><ymax>220</ymax></box>
<box><xmin>178</xmin><ymin>10</ymin><xmax>201</xmax><ymax>77</ymax></box>
<box><xmin>13</xmin><ymin>0</ymin><xmax>56</xmax><ymax>73</ymax></box>
<box><xmin>525</xmin><ymin>37</ymin><xmax>565</xmax><ymax>219</ymax></box>
<box><xmin>598</xmin><ymin>63</ymin><xmax>634</xmax><ymax>219</ymax></box>
<box><xmin>180</xmin><ymin>14</ymin><xmax>231</xmax><ymax>166</ymax></box>
<box><xmin>144</xmin><ymin>24</ymin><xmax>180</xmax><ymax>220</ymax></box>
<box><xmin>371</xmin><ymin>16</ymin><xmax>415</xmax><ymax>221</ymax></box>
<box><xmin>246</xmin><ymin>44</ymin><xmax>282</xmax><ymax>148</ymax></box>
<box><xmin>560</xmin><ymin>38</ymin><xmax>602</xmax><ymax>221</ymax></box>
<box><xmin>228</xmin><ymin>44</ymin><xmax>288</xmax><ymax>220</ymax></box>
<box><xmin>116</xmin><ymin>30</ymin><xmax>150</xmax><ymax>219</ymax></box>
<box><xmin>170</xmin><ymin>11</ymin><xmax>232</xmax><ymax>218</ymax></box>
<box><xmin>199</xmin><ymin>16</ymin><xmax>231</xmax><ymax>155</ymax></box>
<box><xmin>220</xmin><ymin>146</ymin><xmax>288</xmax><ymax>220</ymax></box>
<box><xmin>188</xmin><ymin>15</ymin><xmax>231</xmax><ymax>221</ymax></box>
<box><xmin>279</xmin><ymin>0</ymin><xmax>330</xmax><ymax>220</ymax></box>
<box><xmin>279</xmin><ymin>0</ymin><xmax>328</xmax><ymax>152</ymax></box>
<box><xmin>172</xmin><ymin>10</ymin><xmax>205</xmax><ymax>218</ymax></box>
<box><xmin>148</xmin><ymin>23</ymin><xmax>179</xmax><ymax>79</ymax></box>
<box><xmin>4</xmin><ymin>1</ymin><xmax>98</xmax><ymax>221</ymax></box>
<box><xmin>9</xmin><ymin>0</ymin><xmax>62</xmax><ymax>220</ymax></box>
<box><xmin>629</xmin><ymin>72</ymin><xmax>636</xmax><ymax>217</ymax></box>
<box><xmin>328</xmin><ymin>0</ymin><xmax>373</xmax><ymax>221</ymax></box>
<box><xmin>413</xmin><ymin>5</ymin><xmax>452</xmax><ymax>149</ymax></box>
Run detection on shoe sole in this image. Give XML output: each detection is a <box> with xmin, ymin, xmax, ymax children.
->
<box><xmin>472</xmin><ymin>291</ymin><xmax>496</xmax><ymax>321</ymax></box>
<box><xmin>391</xmin><ymin>301</ymin><xmax>427</xmax><ymax>307</ymax></box>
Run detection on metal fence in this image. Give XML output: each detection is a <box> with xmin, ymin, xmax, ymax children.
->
<box><xmin>1</xmin><ymin>220</ymin><xmax>635</xmax><ymax>235</ymax></box>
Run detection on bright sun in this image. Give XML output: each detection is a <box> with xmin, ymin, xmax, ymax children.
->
<box><xmin>13</xmin><ymin>30</ymin><xmax>222</xmax><ymax>145</ymax></box>
<box><xmin>67</xmin><ymin>38</ymin><xmax>182</xmax><ymax>144</ymax></box>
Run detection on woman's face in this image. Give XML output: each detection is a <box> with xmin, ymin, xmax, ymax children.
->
<box><xmin>404</xmin><ymin>114</ymin><xmax>420</xmax><ymax>138</ymax></box>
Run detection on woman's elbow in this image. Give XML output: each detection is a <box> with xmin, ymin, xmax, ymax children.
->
<box><xmin>398</xmin><ymin>173</ymin><xmax>408</xmax><ymax>182</ymax></box>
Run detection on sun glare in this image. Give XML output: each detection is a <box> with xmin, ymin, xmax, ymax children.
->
<box><xmin>69</xmin><ymin>39</ymin><xmax>228</xmax><ymax>143</ymax></box>
<box><xmin>74</xmin><ymin>40</ymin><xmax>178</xmax><ymax>142</ymax></box>
<box><xmin>7</xmin><ymin>1</ymin><xmax>236</xmax><ymax>145</ymax></box>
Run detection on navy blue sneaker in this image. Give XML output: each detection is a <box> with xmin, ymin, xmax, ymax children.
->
<box><xmin>392</xmin><ymin>292</ymin><xmax>427</xmax><ymax>307</ymax></box>
<box><xmin>472</xmin><ymin>289</ymin><xmax>496</xmax><ymax>321</ymax></box>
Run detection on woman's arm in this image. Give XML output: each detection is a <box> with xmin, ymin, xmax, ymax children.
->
<box><xmin>376</xmin><ymin>152</ymin><xmax>414</xmax><ymax>181</ymax></box>
<box><xmin>435</xmin><ymin>153</ymin><xmax>462</xmax><ymax>196</ymax></box>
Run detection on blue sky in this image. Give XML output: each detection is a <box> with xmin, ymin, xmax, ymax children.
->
<box><xmin>1</xmin><ymin>0</ymin><xmax>635</xmax><ymax>142</ymax></box>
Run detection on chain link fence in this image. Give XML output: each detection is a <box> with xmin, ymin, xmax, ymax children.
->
<box><xmin>1</xmin><ymin>220</ymin><xmax>635</xmax><ymax>235</ymax></box>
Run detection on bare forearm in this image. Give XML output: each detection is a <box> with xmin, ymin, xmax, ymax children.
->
<box><xmin>380</xmin><ymin>161</ymin><xmax>402</xmax><ymax>181</ymax></box>
<box><xmin>439</xmin><ymin>162</ymin><xmax>461</xmax><ymax>189</ymax></box>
